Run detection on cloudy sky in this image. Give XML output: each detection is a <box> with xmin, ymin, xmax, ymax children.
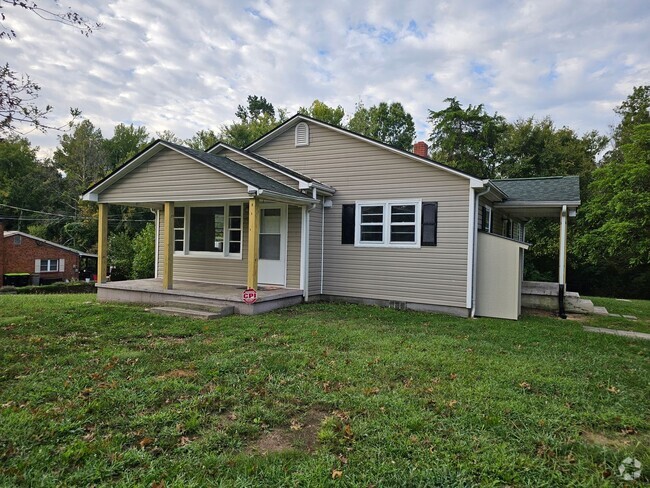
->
<box><xmin>4</xmin><ymin>0</ymin><xmax>649</xmax><ymax>156</ymax></box>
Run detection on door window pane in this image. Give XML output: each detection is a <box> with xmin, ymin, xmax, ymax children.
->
<box><xmin>261</xmin><ymin>208</ymin><xmax>281</xmax><ymax>234</ymax></box>
<box><xmin>260</xmin><ymin>235</ymin><xmax>281</xmax><ymax>260</ymax></box>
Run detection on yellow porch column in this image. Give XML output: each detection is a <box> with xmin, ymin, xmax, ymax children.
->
<box><xmin>97</xmin><ymin>203</ymin><xmax>108</xmax><ymax>284</ymax></box>
<box><xmin>162</xmin><ymin>202</ymin><xmax>174</xmax><ymax>290</ymax></box>
<box><xmin>247</xmin><ymin>197</ymin><xmax>260</xmax><ymax>289</ymax></box>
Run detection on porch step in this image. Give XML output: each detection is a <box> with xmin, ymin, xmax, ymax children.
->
<box><xmin>149</xmin><ymin>306</ymin><xmax>233</xmax><ymax>320</ymax></box>
<box><xmin>165</xmin><ymin>300</ymin><xmax>233</xmax><ymax>314</ymax></box>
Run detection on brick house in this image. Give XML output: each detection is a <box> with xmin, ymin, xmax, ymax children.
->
<box><xmin>1</xmin><ymin>223</ymin><xmax>97</xmax><ymax>285</ymax></box>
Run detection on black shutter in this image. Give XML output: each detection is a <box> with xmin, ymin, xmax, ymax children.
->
<box><xmin>341</xmin><ymin>204</ymin><xmax>355</xmax><ymax>244</ymax></box>
<box><xmin>481</xmin><ymin>206</ymin><xmax>487</xmax><ymax>231</ymax></box>
<box><xmin>421</xmin><ymin>202</ymin><xmax>438</xmax><ymax>246</ymax></box>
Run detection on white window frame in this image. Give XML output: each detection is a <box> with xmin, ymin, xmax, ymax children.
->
<box><xmin>173</xmin><ymin>203</ymin><xmax>243</xmax><ymax>260</ymax></box>
<box><xmin>40</xmin><ymin>259</ymin><xmax>59</xmax><ymax>272</ymax></box>
<box><xmin>295</xmin><ymin>122</ymin><xmax>309</xmax><ymax>146</ymax></box>
<box><xmin>354</xmin><ymin>200</ymin><xmax>422</xmax><ymax>248</ymax></box>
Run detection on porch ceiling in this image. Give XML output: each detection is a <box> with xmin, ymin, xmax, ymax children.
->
<box><xmin>493</xmin><ymin>202</ymin><xmax>579</xmax><ymax>220</ymax></box>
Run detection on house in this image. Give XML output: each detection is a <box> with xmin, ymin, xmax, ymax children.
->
<box><xmin>81</xmin><ymin>114</ymin><xmax>587</xmax><ymax>319</ymax></box>
<box><xmin>0</xmin><ymin>224</ymin><xmax>97</xmax><ymax>286</ymax></box>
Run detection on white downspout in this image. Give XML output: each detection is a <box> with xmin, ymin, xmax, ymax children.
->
<box><xmin>470</xmin><ymin>186</ymin><xmax>491</xmax><ymax>318</ymax></box>
<box><xmin>301</xmin><ymin>191</ymin><xmax>318</xmax><ymax>301</ymax></box>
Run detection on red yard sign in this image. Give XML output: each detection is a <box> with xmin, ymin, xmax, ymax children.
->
<box><xmin>242</xmin><ymin>288</ymin><xmax>257</xmax><ymax>304</ymax></box>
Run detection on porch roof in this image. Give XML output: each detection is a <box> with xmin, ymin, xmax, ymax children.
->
<box><xmin>82</xmin><ymin>140</ymin><xmax>315</xmax><ymax>204</ymax></box>
<box><xmin>490</xmin><ymin>176</ymin><xmax>580</xmax><ymax>219</ymax></box>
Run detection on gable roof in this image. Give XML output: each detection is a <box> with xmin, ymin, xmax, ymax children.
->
<box><xmin>490</xmin><ymin>176</ymin><xmax>581</xmax><ymax>204</ymax></box>
<box><xmin>208</xmin><ymin>142</ymin><xmax>336</xmax><ymax>194</ymax></box>
<box><xmin>3</xmin><ymin>231</ymin><xmax>97</xmax><ymax>257</ymax></box>
<box><xmin>82</xmin><ymin>140</ymin><xmax>315</xmax><ymax>203</ymax></box>
<box><xmin>245</xmin><ymin>114</ymin><xmax>484</xmax><ymax>188</ymax></box>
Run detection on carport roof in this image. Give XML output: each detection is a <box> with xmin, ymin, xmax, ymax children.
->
<box><xmin>490</xmin><ymin>176</ymin><xmax>580</xmax><ymax>204</ymax></box>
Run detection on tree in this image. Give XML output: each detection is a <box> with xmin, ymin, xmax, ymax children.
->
<box><xmin>103</xmin><ymin>123</ymin><xmax>149</xmax><ymax>170</ymax></box>
<box><xmin>608</xmin><ymin>85</ymin><xmax>650</xmax><ymax>162</ymax></box>
<box><xmin>298</xmin><ymin>99</ymin><xmax>345</xmax><ymax>126</ymax></box>
<box><xmin>54</xmin><ymin>120</ymin><xmax>108</xmax><ymax>198</ymax></box>
<box><xmin>131</xmin><ymin>222</ymin><xmax>156</xmax><ymax>279</ymax></box>
<box><xmin>577</xmin><ymin>124</ymin><xmax>650</xmax><ymax>268</ymax></box>
<box><xmin>156</xmin><ymin>130</ymin><xmax>184</xmax><ymax>144</ymax></box>
<box><xmin>219</xmin><ymin>95</ymin><xmax>287</xmax><ymax>148</ymax></box>
<box><xmin>0</xmin><ymin>1</ymin><xmax>98</xmax><ymax>136</ymax></box>
<box><xmin>185</xmin><ymin>129</ymin><xmax>219</xmax><ymax>151</ymax></box>
<box><xmin>427</xmin><ymin>97</ymin><xmax>507</xmax><ymax>178</ymax></box>
<box><xmin>108</xmin><ymin>230</ymin><xmax>135</xmax><ymax>281</ymax></box>
<box><xmin>348</xmin><ymin>101</ymin><xmax>416</xmax><ymax>151</ymax></box>
<box><xmin>497</xmin><ymin>117</ymin><xmax>607</xmax><ymax>179</ymax></box>
<box><xmin>0</xmin><ymin>137</ymin><xmax>63</xmax><ymax>230</ymax></box>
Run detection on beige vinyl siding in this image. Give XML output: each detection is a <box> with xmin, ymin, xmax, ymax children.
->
<box><xmin>216</xmin><ymin>149</ymin><xmax>300</xmax><ymax>190</ymax></box>
<box><xmin>157</xmin><ymin>205</ymin><xmax>248</xmax><ymax>285</ymax></box>
<box><xmin>256</xmin><ymin>123</ymin><xmax>470</xmax><ymax>309</ymax></box>
<box><xmin>286</xmin><ymin>206</ymin><xmax>302</xmax><ymax>288</ymax></box>
<box><xmin>100</xmin><ymin>148</ymin><xmax>249</xmax><ymax>203</ymax></box>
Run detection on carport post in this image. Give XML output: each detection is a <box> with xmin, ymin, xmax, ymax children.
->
<box><xmin>558</xmin><ymin>205</ymin><xmax>567</xmax><ymax>318</ymax></box>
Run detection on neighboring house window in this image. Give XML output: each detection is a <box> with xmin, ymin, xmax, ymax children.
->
<box><xmin>481</xmin><ymin>205</ymin><xmax>492</xmax><ymax>232</ymax></box>
<box><xmin>353</xmin><ymin>201</ymin><xmax>422</xmax><ymax>248</ymax></box>
<box><xmin>174</xmin><ymin>204</ymin><xmax>242</xmax><ymax>257</ymax></box>
<box><xmin>13</xmin><ymin>235</ymin><xmax>21</xmax><ymax>245</ymax></box>
<box><xmin>503</xmin><ymin>218</ymin><xmax>513</xmax><ymax>238</ymax></box>
<box><xmin>513</xmin><ymin>221</ymin><xmax>523</xmax><ymax>242</ymax></box>
<box><xmin>40</xmin><ymin>259</ymin><xmax>59</xmax><ymax>272</ymax></box>
<box><xmin>295</xmin><ymin>122</ymin><xmax>309</xmax><ymax>146</ymax></box>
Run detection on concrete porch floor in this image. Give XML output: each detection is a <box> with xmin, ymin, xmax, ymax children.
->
<box><xmin>96</xmin><ymin>278</ymin><xmax>304</xmax><ymax>315</ymax></box>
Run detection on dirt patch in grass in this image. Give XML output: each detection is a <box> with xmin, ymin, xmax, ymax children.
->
<box><xmin>156</xmin><ymin>369</ymin><xmax>197</xmax><ymax>380</ymax></box>
<box><xmin>581</xmin><ymin>430</ymin><xmax>635</xmax><ymax>448</ymax></box>
<box><xmin>247</xmin><ymin>407</ymin><xmax>329</xmax><ymax>455</ymax></box>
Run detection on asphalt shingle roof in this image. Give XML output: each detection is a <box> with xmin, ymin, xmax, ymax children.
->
<box><xmin>490</xmin><ymin>176</ymin><xmax>580</xmax><ymax>203</ymax></box>
<box><xmin>163</xmin><ymin>141</ymin><xmax>311</xmax><ymax>201</ymax></box>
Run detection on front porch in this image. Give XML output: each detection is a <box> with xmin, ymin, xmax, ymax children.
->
<box><xmin>97</xmin><ymin>278</ymin><xmax>304</xmax><ymax>315</ymax></box>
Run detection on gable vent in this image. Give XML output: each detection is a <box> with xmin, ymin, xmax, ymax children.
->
<box><xmin>295</xmin><ymin>122</ymin><xmax>309</xmax><ymax>146</ymax></box>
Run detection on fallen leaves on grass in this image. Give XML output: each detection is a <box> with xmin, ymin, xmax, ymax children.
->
<box><xmin>606</xmin><ymin>385</ymin><xmax>620</xmax><ymax>394</ymax></box>
<box><xmin>139</xmin><ymin>437</ymin><xmax>154</xmax><ymax>449</ymax></box>
<box><xmin>519</xmin><ymin>381</ymin><xmax>531</xmax><ymax>391</ymax></box>
<box><xmin>331</xmin><ymin>469</ymin><xmax>343</xmax><ymax>479</ymax></box>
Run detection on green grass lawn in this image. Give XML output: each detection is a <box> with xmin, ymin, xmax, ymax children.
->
<box><xmin>585</xmin><ymin>296</ymin><xmax>650</xmax><ymax>334</ymax></box>
<box><xmin>0</xmin><ymin>295</ymin><xmax>648</xmax><ymax>486</ymax></box>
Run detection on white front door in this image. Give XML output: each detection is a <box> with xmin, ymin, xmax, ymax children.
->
<box><xmin>258</xmin><ymin>205</ymin><xmax>287</xmax><ymax>286</ymax></box>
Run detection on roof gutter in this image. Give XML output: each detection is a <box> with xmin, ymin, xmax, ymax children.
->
<box><xmin>254</xmin><ymin>189</ymin><xmax>318</xmax><ymax>204</ymax></box>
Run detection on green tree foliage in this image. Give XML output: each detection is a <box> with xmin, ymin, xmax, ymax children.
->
<box><xmin>427</xmin><ymin>97</ymin><xmax>507</xmax><ymax>178</ymax></box>
<box><xmin>108</xmin><ymin>231</ymin><xmax>135</xmax><ymax>281</ymax></box>
<box><xmin>219</xmin><ymin>95</ymin><xmax>287</xmax><ymax>148</ymax></box>
<box><xmin>131</xmin><ymin>222</ymin><xmax>156</xmax><ymax>279</ymax></box>
<box><xmin>156</xmin><ymin>130</ymin><xmax>184</xmax><ymax>144</ymax></box>
<box><xmin>498</xmin><ymin>117</ymin><xmax>607</xmax><ymax>179</ymax></box>
<box><xmin>0</xmin><ymin>137</ymin><xmax>63</xmax><ymax>230</ymax></box>
<box><xmin>103</xmin><ymin>123</ymin><xmax>149</xmax><ymax>169</ymax></box>
<box><xmin>54</xmin><ymin>120</ymin><xmax>109</xmax><ymax>197</ymax></box>
<box><xmin>298</xmin><ymin>99</ymin><xmax>345</xmax><ymax>126</ymax></box>
<box><xmin>577</xmin><ymin>124</ymin><xmax>650</xmax><ymax>266</ymax></box>
<box><xmin>348</xmin><ymin>101</ymin><xmax>416</xmax><ymax>151</ymax></box>
<box><xmin>608</xmin><ymin>85</ymin><xmax>650</xmax><ymax>162</ymax></box>
<box><xmin>185</xmin><ymin>129</ymin><xmax>219</xmax><ymax>151</ymax></box>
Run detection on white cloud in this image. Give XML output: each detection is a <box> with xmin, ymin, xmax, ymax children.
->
<box><xmin>3</xmin><ymin>0</ymin><xmax>649</xmax><ymax>154</ymax></box>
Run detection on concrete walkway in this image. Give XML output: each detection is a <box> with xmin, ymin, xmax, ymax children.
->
<box><xmin>583</xmin><ymin>326</ymin><xmax>650</xmax><ymax>340</ymax></box>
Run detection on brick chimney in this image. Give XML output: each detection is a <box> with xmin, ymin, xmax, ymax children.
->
<box><xmin>413</xmin><ymin>141</ymin><xmax>428</xmax><ymax>158</ymax></box>
<box><xmin>0</xmin><ymin>222</ymin><xmax>4</xmax><ymax>285</ymax></box>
